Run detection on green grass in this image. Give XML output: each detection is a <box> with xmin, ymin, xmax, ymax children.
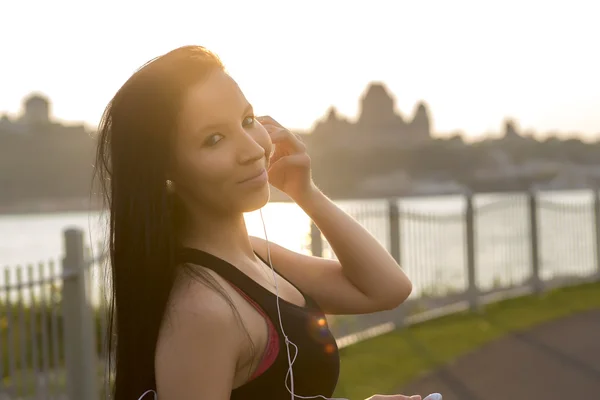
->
<box><xmin>333</xmin><ymin>281</ymin><xmax>600</xmax><ymax>400</ymax></box>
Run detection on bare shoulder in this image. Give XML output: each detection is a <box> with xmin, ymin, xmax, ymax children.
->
<box><xmin>169</xmin><ymin>269</ymin><xmax>241</xmax><ymax>325</ymax></box>
<box><xmin>159</xmin><ymin>267</ymin><xmax>246</xmax><ymax>348</ymax></box>
<box><xmin>155</xmin><ymin>268</ymin><xmax>245</xmax><ymax>399</ymax></box>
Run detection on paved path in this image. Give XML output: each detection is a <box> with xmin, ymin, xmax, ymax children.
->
<box><xmin>398</xmin><ymin>309</ymin><xmax>600</xmax><ymax>400</ymax></box>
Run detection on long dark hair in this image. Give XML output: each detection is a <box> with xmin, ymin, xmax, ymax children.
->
<box><xmin>93</xmin><ymin>46</ymin><xmax>243</xmax><ymax>400</ymax></box>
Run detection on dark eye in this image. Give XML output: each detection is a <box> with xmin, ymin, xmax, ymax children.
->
<box><xmin>204</xmin><ymin>133</ymin><xmax>223</xmax><ymax>147</ymax></box>
<box><xmin>243</xmin><ymin>115</ymin><xmax>255</xmax><ymax>127</ymax></box>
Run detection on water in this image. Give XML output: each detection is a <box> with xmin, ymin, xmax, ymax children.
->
<box><xmin>0</xmin><ymin>204</ymin><xmax>313</xmax><ymax>267</ymax></box>
<box><xmin>0</xmin><ymin>190</ymin><xmax>597</xmax><ymax>303</ymax></box>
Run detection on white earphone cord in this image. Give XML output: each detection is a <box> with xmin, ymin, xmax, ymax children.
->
<box><xmin>136</xmin><ymin>210</ymin><xmax>346</xmax><ymax>400</ymax></box>
<box><xmin>259</xmin><ymin>209</ymin><xmax>345</xmax><ymax>400</ymax></box>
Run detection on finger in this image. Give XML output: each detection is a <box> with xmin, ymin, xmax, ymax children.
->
<box><xmin>260</xmin><ymin>121</ymin><xmax>305</xmax><ymax>142</ymax></box>
<box><xmin>258</xmin><ymin>122</ymin><xmax>280</xmax><ymax>134</ymax></box>
<box><xmin>268</xmin><ymin>127</ymin><xmax>306</xmax><ymax>153</ymax></box>
<box><xmin>256</xmin><ymin>115</ymin><xmax>283</xmax><ymax>128</ymax></box>
<box><xmin>268</xmin><ymin>153</ymin><xmax>311</xmax><ymax>170</ymax></box>
<box><xmin>259</xmin><ymin>121</ymin><xmax>301</xmax><ymax>137</ymax></box>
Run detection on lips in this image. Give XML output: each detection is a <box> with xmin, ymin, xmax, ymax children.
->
<box><xmin>239</xmin><ymin>169</ymin><xmax>267</xmax><ymax>183</ymax></box>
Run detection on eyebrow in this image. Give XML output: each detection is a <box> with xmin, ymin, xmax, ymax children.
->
<box><xmin>196</xmin><ymin>103</ymin><xmax>254</xmax><ymax>135</ymax></box>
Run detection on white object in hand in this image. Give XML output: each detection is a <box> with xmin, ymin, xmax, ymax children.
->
<box><xmin>423</xmin><ymin>393</ymin><xmax>442</xmax><ymax>400</ymax></box>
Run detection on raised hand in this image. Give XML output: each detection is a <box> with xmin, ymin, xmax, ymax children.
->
<box><xmin>257</xmin><ymin>115</ymin><xmax>316</xmax><ymax>203</ymax></box>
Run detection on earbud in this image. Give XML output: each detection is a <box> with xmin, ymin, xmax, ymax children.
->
<box><xmin>165</xmin><ymin>179</ymin><xmax>175</xmax><ymax>193</ymax></box>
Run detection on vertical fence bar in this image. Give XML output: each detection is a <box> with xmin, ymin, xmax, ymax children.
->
<box><xmin>465</xmin><ymin>191</ymin><xmax>479</xmax><ymax>311</ymax></box>
<box><xmin>425</xmin><ymin>212</ymin><xmax>435</xmax><ymax>295</ymax></box>
<box><xmin>39</xmin><ymin>262</ymin><xmax>50</xmax><ymax>400</ymax></box>
<box><xmin>571</xmin><ymin>201</ymin><xmax>583</xmax><ymax>277</ymax></box>
<box><xmin>387</xmin><ymin>198</ymin><xmax>406</xmax><ymax>326</ymax></box>
<box><xmin>310</xmin><ymin>221</ymin><xmax>323</xmax><ymax>258</ymax></box>
<box><xmin>27</xmin><ymin>264</ymin><xmax>39</xmax><ymax>397</ymax></box>
<box><xmin>422</xmin><ymin>212</ymin><xmax>431</xmax><ymax>295</ymax></box>
<box><xmin>48</xmin><ymin>261</ymin><xmax>60</xmax><ymax>398</ymax></box>
<box><xmin>62</xmin><ymin>228</ymin><xmax>99</xmax><ymax>400</ymax></box>
<box><xmin>388</xmin><ymin>199</ymin><xmax>401</xmax><ymax>264</ymax></box>
<box><xmin>528</xmin><ymin>190</ymin><xmax>543</xmax><ymax>294</ymax></box>
<box><xmin>415</xmin><ymin>209</ymin><xmax>425</xmax><ymax>296</ymax></box>
<box><xmin>16</xmin><ymin>267</ymin><xmax>27</xmax><ymax>398</ymax></box>
<box><xmin>4</xmin><ymin>268</ymin><xmax>16</xmax><ymax>397</ymax></box>
<box><xmin>404</xmin><ymin>210</ymin><xmax>413</xmax><ymax>296</ymax></box>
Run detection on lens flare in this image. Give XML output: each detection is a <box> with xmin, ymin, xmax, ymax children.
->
<box><xmin>306</xmin><ymin>314</ymin><xmax>332</xmax><ymax>344</ymax></box>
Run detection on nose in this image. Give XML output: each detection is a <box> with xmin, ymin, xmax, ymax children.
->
<box><xmin>236</xmin><ymin>130</ymin><xmax>266</xmax><ymax>165</ymax></box>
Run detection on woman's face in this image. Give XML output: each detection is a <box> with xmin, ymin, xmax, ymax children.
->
<box><xmin>171</xmin><ymin>69</ymin><xmax>273</xmax><ymax>215</ymax></box>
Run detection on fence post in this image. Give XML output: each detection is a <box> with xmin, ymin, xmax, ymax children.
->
<box><xmin>310</xmin><ymin>221</ymin><xmax>323</xmax><ymax>258</ymax></box>
<box><xmin>62</xmin><ymin>228</ymin><xmax>99</xmax><ymax>400</ymax></box>
<box><xmin>388</xmin><ymin>199</ymin><xmax>401</xmax><ymax>264</ymax></box>
<box><xmin>593</xmin><ymin>189</ymin><xmax>600</xmax><ymax>281</ymax></box>
<box><xmin>387</xmin><ymin>198</ymin><xmax>405</xmax><ymax>327</ymax></box>
<box><xmin>528</xmin><ymin>189</ymin><xmax>543</xmax><ymax>294</ymax></box>
<box><xmin>465</xmin><ymin>191</ymin><xmax>479</xmax><ymax>312</ymax></box>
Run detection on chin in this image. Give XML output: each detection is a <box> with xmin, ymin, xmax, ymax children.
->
<box><xmin>239</xmin><ymin>184</ymin><xmax>271</xmax><ymax>213</ymax></box>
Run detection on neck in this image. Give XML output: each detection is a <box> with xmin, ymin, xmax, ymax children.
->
<box><xmin>179</xmin><ymin>206</ymin><xmax>256</xmax><ymax>263</ymax></box>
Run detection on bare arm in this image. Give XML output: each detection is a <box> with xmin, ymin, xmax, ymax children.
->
<box><xmin>295</xmin><ymin>187</ymin><xmax>412</xmax><ymax>309</ymax></box>
<box><xmin>154</xmin><ymin>281</ymin><xmax>244</xmax><ymax>400</ymax></box>
<box><xmin>251</xmin><ymin>188</ymin><xmax>411</xmax><ymax>315</ymax></box>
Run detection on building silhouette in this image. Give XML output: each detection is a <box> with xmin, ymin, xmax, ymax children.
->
<box><xmin>300</xmin><ymin>82</ymin><xmax>432</xmax><ymax>158</ymax></box>
<box><xmin>0</xmin><ymin>94</ymin><xmax>96</xmax><ymax>212</ymax></box>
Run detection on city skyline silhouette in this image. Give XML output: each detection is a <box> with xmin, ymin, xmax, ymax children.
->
<box><xmin>1</xmin><ymin>81</ymin><xmax>600</xmax><ymax>212</ymax></box>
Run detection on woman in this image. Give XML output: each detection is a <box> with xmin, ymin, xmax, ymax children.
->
<box><xmin>94</xmin><ymin>45</ymin><xmax>417</xmax><ymax>400</ymax></box>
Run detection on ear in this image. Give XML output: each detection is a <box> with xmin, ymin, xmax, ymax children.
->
<box><xmin>166</xmin><ymin>179</ymin><xmax>175</xmax><ymax>193</ymax></box>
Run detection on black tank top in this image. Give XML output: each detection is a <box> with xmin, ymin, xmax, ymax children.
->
<box><xmin>177</xmin><ymin>247</ymin><xmax>340</xmax><ymax>399</ymax></box>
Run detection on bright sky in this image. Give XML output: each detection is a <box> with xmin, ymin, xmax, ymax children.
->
<box><xmin>1</xmin><ymin>0</ymin><xmax>599</xmax><ymax>140</ymax></box>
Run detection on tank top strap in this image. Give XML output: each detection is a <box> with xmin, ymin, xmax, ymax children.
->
<box><xmin>176</xmin><ymin>247</ymin><xmax>265</xmax><ymax>297</ymax></box>
<box><xmin>177</xmin><ymin>246</ymin><xmax>321</xmax><ymax>311</ymax></box>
